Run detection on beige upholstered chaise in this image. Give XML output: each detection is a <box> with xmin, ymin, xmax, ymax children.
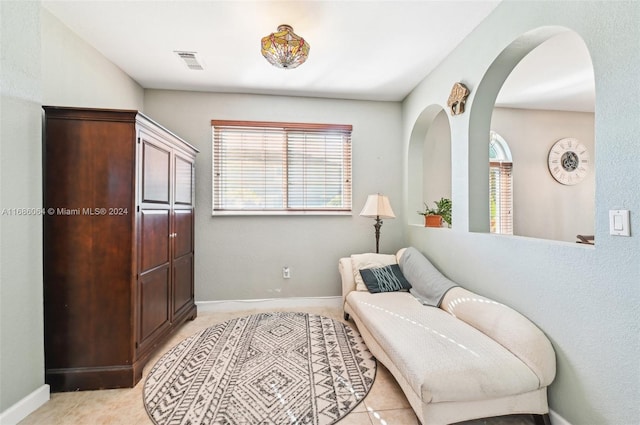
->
<box><xmin>339</xmin><ymin>248</ymin><xmax>555</xmax><ymax>425</ymax></box>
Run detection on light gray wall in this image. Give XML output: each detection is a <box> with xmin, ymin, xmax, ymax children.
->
<box><xmin>403</xmin><ymin>1</ymin><xmax>639</xmax><ymax>424</ymax></box>
<box><xmin>492</xmin><ymin>107</ymin><xmax>595</xmax><ymax>242</ymax></box>
<box><xmin>0</xmin><ymin>0</ymin><xmax>45</xmax><ymax>412</ymax></box>
<box><xmin>41</xmin><ymin>8</ymin><xmax>144</xmax><ymax>109</ymax></box>
<box><xmin>422</xmin><ymin>109</ymin><xmax>451</xmax><ymax>210</ymax></box>
<box><xmin>0</xmin><ymin>3</ymin><xmax>143</xmax><ymax>414</ymax></box>
<box><xmin>143</xmin><ymin>90</ymin><xmax>404</xmax><ymax>302</ymax></box>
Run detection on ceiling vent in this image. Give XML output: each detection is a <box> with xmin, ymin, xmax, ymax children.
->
<box><xmin>174</xmin><ymin>51</ymin><xmax>204</xmax><ymax>70</ymax></box>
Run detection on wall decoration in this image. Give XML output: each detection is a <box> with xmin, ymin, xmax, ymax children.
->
<box><xmin>547</xmin><ymin>138</ymin><xmax>590</xmax><ymax>185</ymax></box>
<box><xmin>447</xmin><ymin>82</ymin><xmax>470</xmax><ymax>115</ymax></box>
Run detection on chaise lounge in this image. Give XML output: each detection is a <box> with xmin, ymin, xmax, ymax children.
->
<box><xmin>339</xmin><ymin>247</ymin><xmax>556</xmax><ymax>425</ymax></box>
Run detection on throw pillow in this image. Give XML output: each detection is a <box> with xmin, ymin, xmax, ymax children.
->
<box><xmin>359</xmin><ymin>264</ymin><xmax>412</xmax><ymax>293</ymax></box>
<box><xmin>350</xmin><ymin>253</ymin><xmax>397</xmax><ymax>291</ymax></box>
<box><xmin>399</xmin><ymin>247</ymin><xmax>458</xmax><ymax>307</ymax></box>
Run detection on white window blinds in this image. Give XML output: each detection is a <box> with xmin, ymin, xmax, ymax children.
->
<box><xmin>489</xmin><ymin>161</ymin><xmax>513</xmax><ymax>234</ymax></box>
<box><xmin>212</xmin><ymin>120</ymin><xmax>352</xmax><ymax>214</ymax></box>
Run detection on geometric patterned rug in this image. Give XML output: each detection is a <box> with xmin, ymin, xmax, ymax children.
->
<box><xmin>143</xmin><ymin>312</ymin><xmax>376</xmax><ymax>425</ymax></box>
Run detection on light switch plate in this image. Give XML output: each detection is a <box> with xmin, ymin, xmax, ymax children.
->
<box><xmin>609</xmin><ymin>210</ymin><xmax>630</xmax><ymax>236</ymax></box>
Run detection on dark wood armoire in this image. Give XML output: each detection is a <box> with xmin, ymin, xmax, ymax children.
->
<box><xmin>43</xmin><ymin>106</ymin><xmax>198</xmax><ymax>392</ymax></box>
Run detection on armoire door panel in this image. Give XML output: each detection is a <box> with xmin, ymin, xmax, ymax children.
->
<box><xmin>175</xmin><ymin>155</ymin><xmax>193</xmax><ymax>206</ymax></box>
<box><xmin>173</xmin><ymin>255</ymin><xmax>194</xmax><ymax>316</ymax></box>
<box><xmin>141</xmin><ymin>137</ymin><xmax>170</xmax><ymax>204</ymax></box>
<box><xmin>140</xmin><ymin>209</ymin><xmax>170</xmax><ymax>271</ymax></box>
<box><xmin>139</xmin><ymin>266</ymin><xmax>170</xmax><ymax>343</ymax></box>
<box><xmin>173</xmin><ymin>210</ymin><xmax>193</xmax><ymax>258</ymax></box>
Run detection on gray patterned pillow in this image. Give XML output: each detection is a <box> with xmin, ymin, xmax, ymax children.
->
<box><xmin>359</xmin><ymin>264</ymin><xmax>412</xmax><ymax>293</ymax></box>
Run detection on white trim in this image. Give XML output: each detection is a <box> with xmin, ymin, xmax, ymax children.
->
<box><xmin>212</xmin><ymin>210</ymin><xmax>352</xmax><ymax>217</ymax></box>
<box><xmin>0</xmin><ymin>384</ymin><xmax>50</xmax><ymax>425</ymax></box>
<box><xmin>196</xmin><ymin>296</ymin><xmax>342</xmax><ymax>313</ymax></box>
<box><xmin>550</xmin><ymin>409</ymin><xmax>572</xmax><ymax>425</ymax></box>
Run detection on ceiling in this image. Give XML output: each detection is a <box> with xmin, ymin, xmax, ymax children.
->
<box><xmin>42</xmin><ymin>1</ymin><xmax>594</xmax><ymax>110</ymax></box>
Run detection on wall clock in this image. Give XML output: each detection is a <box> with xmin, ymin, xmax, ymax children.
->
<box><xmin>547</xmin><ymin>138</ymin><xmax>590</xmax><ymax>185</ymax></box>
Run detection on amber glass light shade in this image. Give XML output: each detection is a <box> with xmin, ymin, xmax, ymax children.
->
<box><xmin>261</xmin><ymin>24</ymin><xmax>310</xmax><ymax>69</ymax></box>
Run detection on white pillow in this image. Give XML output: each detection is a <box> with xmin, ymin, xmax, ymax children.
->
<box><xmin>350</xmin><ymin>253</ymin><xmax>397</xmax><ymax>291</ymax></box>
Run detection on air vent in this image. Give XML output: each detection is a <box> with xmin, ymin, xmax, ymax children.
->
<box><xmin>174</xmin><ymin>51</ymin><xmax>204</xmax><ymax>70</ymax></box>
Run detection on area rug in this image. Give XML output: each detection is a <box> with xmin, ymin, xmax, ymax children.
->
<box><xmin>143</xmin><ymin>312</ymin><xmax>376</xmax><ymax>425</ymax></box>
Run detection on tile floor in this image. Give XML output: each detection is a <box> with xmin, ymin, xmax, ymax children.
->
<box><xmin>20</xmin><ymin>306</ymin><xmax>535</xmax><ymax>425</ymax></box>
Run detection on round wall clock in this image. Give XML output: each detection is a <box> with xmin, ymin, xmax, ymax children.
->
<box><xmin>547</xmin><ymin>138</ymin><xmax>590</xmax><ymax>185</ymax></box>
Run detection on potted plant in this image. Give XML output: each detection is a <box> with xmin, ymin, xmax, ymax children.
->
<box><xmin>418</xmin><ymin>197</ymin><xmax>452</xmax><ymax>228</ymax></box>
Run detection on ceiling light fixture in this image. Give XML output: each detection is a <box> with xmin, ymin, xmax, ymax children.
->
<box><xmin>261</xmin><ymin>24</ymin><xmax>310</xmax><ymax>69</ymax></box>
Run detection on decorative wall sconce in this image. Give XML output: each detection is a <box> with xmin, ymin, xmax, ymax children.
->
<box><xmin>447</xmin><ymin>82</ymin><xmax>470</xmax><ymax>115</ymax></box>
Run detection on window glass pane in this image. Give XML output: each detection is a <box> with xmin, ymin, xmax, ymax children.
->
<box><xmin>212</xmin><ymin>121</ymin><xmax>352</xmax><ymax>213</ymax></box>
<box><xmin>489</xmin><ymin>132</ymin><xmax>513</xmax><ymax>234</ymax></box>
<box><xmin>288</xmin><ymin>131</ymin><xmax>348</xmax><ymax>209</ymax></box>
<box><xmin>215</xmin><ymin>128</ymin><xmax>285</xmax><ymax>209</ymax></box>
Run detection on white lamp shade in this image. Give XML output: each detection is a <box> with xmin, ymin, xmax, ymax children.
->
<box><xmin>359</xmin><ymin>194</ymin><xmax>395</xmax><ymax>219</ymax></box>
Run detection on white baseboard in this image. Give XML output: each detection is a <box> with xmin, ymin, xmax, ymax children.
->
<box><xmin>196</xmin><ymin>296</ymin><xmax>343</xmax><ymax>313</ymax></box>
<box><xmin>0</xmin><ymin>384</ymin><xmax>50</xmax><ymax>425</ymax></box>
<box><xmin>550</xmin><ymin>409</ymin><xmax>572</xmax><ymax>425</ymax></box>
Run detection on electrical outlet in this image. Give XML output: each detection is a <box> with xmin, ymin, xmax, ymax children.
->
<box><xmin>282</xmin><ymin>266</ymin><xmax>291</xmax><ymax>279</ymax></box>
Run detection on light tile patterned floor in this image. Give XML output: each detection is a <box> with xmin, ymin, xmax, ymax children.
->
<box><xmin>20</xmin><ymin>306</ymin><xmax>535</xmax><ymax>425</ymax></box>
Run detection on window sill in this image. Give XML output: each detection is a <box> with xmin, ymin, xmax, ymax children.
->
<box><xmin>212</xmin><ymin>210</ymin><xmax>353</xmax><ymax>217</ymax></box>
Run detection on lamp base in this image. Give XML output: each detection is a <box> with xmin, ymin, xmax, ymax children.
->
<box><xmin>373</xmin><ymin>216</ymin><xmax>382</xmax><ymax>253</ymax></box>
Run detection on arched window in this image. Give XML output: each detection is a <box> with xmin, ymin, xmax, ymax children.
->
<box><xmin>489</xmin><ymin>131</ymin><xmax>512</xmax><ymax>234</ymax></box>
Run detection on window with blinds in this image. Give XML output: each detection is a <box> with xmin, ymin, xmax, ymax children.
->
<box><xmin>489</xmin><ymin>131</ymin><xmax>513</xmax><ymax>234</ymax></box>
<box><xmin>212</xmin><ymin>120</ymin><xmax>352</xmax><ymax>214</ymax></box>
<box><xmin>489</xmin><ymin>161</ymin><xmax>513</xmax><ymax>234</ymax></box>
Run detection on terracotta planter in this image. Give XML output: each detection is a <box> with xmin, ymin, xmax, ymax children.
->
<box><xmin>424</xmin><ymin>215</ymin><xmax>443</xmax><ymax>227</ymax></box>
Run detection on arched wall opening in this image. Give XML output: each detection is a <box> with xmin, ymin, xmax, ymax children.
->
<box><xmin>407</xmin><ymin>104</ymin><xmax>451</xmax><ymax>226</ymax></box>
<box><xmin>469</xmin><ymin>26</ymin><xmax>595</xmax><ymax>242</ymax></box>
